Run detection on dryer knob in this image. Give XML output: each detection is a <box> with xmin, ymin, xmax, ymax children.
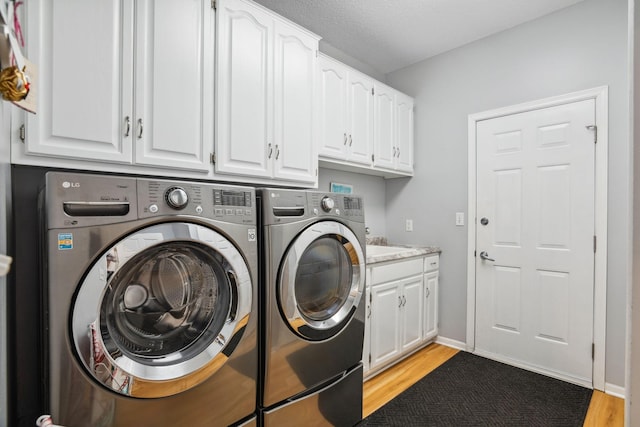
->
<box><xmin>321</xmin><ymin>196</ymin><xmax>335</xmax><ymax>212</ymax></box>
<box><xmin>165</xmin><ymin>187</ymin><xmax>189</xmax><ymax>210</ymax></box>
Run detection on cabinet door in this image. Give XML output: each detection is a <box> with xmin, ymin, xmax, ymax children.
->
<box><xmin>216</xmin><ymin>0</ymin><xmax>273</xmax><ymax>178</ymax></box>
<box><xmin>423</xmin><ymin>271</ymin><xmax>439</xmax><ymax>341</ymax></box>
<box><xmin>400</xmin><ymin>276</ymin><xmax>424</xmax><ymax>351</ymax></box>
<box><xmin>25</xmin><ymin>0</ymin><xmax>134</xmax><ymax>163</ymax></box>
<box><xmin>395</xmin><ymin>93</ymin><xmax>414</xmax><ymax>173</ymax></box>
<box><xmin>317</xmin><ymin>55</ymin><xmax>348</xmax><ymax>160</ymax></box>
<box><xmin>347</xmin><ymin>71</ymin><xmax>373</xmax><ymax>165</ymax></box>
<box><xmin>134</xmin><ymin>0</ymin><xmax>213</xmax><ymax>171</ymax></box>
<box><xmin>273</xmin><ymin>20</ymin><xmax>317</xmax><ymax>183</ymax></box>
<box><xmin>370</xmin><ymin>280</ymin><xmax>402</xmax><ymax>370</ymax></box>
<box><xmin>373</xmin><ymin>84</ymin><xmax>395</xmax><ymax>169</ymax></box>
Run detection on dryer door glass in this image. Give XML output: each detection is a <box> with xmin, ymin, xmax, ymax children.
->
<box><xmin>279</xmin><ymin>221</ymin><xmax>365</xmax><ymax>340</ymax></box>
<box><xmin>295</xmin><ymin>236</ymin><xmax>352</xmax><ymax>321</ymax></box>
<box><xmin>72</xmin><ymin>222</ymin><xmax>253</xmax><ymax>398</ymax></box>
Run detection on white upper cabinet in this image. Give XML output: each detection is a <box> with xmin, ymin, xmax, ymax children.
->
<box><xmin>395</xmin><ymin>92</ymin><xmax>415</xmax><ymax>173</ymax></box>
<box><xmin>318</xmin><ymin>54</ymin><xmax>373</xmax><ymax>166</ymax></box>
<box><xmin>23</xmin><ymin>0</ymin><xmax>213</xmax><ymax>172</ymax></box>
<box><xmin>318</xmin><ymin>53</ymin><xmax>414</xmax><ymax>178</ymax></box>
<box><xmin>373</xmin><ymin>83</ymin><xmax>414</xmax><ymax>173</ymax></box>
<box><xmin>347</xmin><ymin>70</ymin><xmax>375</xmax><ymax>165</ymax></box>
<box><xmin>373</xmin><ymin>83</ymin><xmax>396</xmax><ymax>170</ymax></box>
<box><xmin>134</xmin><ymin>0</ymin><xmax>214</xmax><ymax>171</ymax></box>
<box><xmin>216</xmin><ymin>0</ymin><xmax>319</xmax><ymax>184</ymax></box>
<box><xmin>272</xmin><ymin>20</ymin><xmax>318</xmax><ymax>182</ymax></box>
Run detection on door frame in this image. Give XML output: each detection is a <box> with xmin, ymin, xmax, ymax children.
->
<box><xmin>466</xmin><ymin>86</ymin><xmax>608</xmax><ymax>390</ymax></box>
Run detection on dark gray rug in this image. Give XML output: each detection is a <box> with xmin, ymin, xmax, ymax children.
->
<box><xmin>358</xmin><ymin>351</ymin><xmax>593</xmax><ymax>426</ymax></box>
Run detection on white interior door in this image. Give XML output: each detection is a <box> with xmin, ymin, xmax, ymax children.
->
<box><xmin>475</xmin><ymin>98</ymin><xmax>596</xmax><ymax>387</ymax></box>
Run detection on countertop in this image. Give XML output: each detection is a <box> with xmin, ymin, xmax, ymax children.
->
<box><xmin>365</xmin><ymin>244</ymin><xmax>441</xmax><ymax>265</ymax></box>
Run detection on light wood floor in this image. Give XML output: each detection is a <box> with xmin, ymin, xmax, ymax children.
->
<box><xmin>363</xmin><ymin>343</ymin><xmax>624</xmax><ymax>426</ymax></box>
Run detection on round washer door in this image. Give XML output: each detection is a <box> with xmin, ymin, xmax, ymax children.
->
<box><xmin>71</xmin><ymin>222</ymin><xmax>253</xmax><ymax>398</ymax></box>
<box><xmin>279</xmin><ymin>221</ymin><xmax>365</xmax><ymax>340</ymax></box>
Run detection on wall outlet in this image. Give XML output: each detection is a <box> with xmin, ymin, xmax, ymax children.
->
<box><xmin>405</xmin><ymin>219</ymin><xmax>413</xmax><ymax>232</ymax></box>
<box><xmin>456</xmin><ymin>212</ymin><xmax>465</xmax><ymax>226</ymax></box>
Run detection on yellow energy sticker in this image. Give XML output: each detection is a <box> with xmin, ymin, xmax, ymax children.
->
<box><xmin>58</xmin><ymin>233</ymin><xmax>73</xmax><ymax>250</ymax></box>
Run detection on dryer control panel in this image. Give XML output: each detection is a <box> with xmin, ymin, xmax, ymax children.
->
<box><xmin>259</xmin><ymin>188</ymin><xmax>365</xmax><ymax>225</ymax></box>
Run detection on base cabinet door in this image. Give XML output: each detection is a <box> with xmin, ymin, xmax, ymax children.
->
<box><xmin>400</xmin><ymin>276</ymin><xmax>424</xmax><ymax>351</ymax></box>
<box><xmin>423</xmin><ymin>270</ymin><xmax>439</xmax><ymax>341</ymax></box>
<box><xmin>369</xmin><ymin>281</ymin><xmax>402</xmax><ymax>370</ymax></box>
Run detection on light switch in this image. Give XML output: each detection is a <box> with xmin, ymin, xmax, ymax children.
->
<box><xmin>456</xmin><ymin>212</ymin><xmax>464</xmax><ymax>226</ymax></box>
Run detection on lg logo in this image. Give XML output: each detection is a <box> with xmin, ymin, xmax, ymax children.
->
<box><xmin>62</xmin><ymin>181</ymin><xmax>80</xmax><ymax>189</ymax></box>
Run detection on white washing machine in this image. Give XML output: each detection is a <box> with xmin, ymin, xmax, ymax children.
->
<box><xmin>42</xmin><ymin>172</ymin><xmax>258</xmax><ymax>427</ymax></box>
<box><xmin>258</xmin><ymin>188</ymin><xmax>366</xmax><ymax>427</ymax></box>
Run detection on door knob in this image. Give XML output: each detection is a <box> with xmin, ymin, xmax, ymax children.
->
<box><xmin>480</xmin><ymin>217</ymin><xmax>489</xmax><ymax>226</ymax></box>
<box><xmin>479</xmin><ymin>251</ymin><xmax>495</xmax><ymax>262</ymax></box>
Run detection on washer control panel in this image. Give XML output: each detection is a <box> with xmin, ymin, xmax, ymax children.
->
<box><xmin>138</xmin><ymin>179</ymin><xmax>255</xmax><ymax>225</ymax></box>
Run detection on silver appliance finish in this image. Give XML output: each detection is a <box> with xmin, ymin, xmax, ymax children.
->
<box><xmin>43</xmin><ymin>172</ymin><xmax>258</xmax><ymax>427</ymax></box>
<box><xmin>259</xmin><ymin>188</ymin><xmax>366</xmax><ymax>426</ymax></box>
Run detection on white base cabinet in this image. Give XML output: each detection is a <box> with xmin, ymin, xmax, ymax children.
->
<box><xmin>365</xmin><ymin>254</ymin><xmax>439</xmax><ymax>379</ymax></box>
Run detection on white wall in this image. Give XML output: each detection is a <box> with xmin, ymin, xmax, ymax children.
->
<box><xmin>318</xmin><ymin>168</ymin><xmax>387</xmax><ymax>239</ymax></box>
<box><xmin>319</xmin><ymin>41</ymin><xmax>387</xmax><ymax>83</ymax></box>
<box><xmin>386</xmin><ymin>0</ymin><xmax>629</xmax><ymax>388</ymax></box>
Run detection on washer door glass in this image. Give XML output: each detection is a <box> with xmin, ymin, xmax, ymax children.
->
<box><xmin>279</xmin><ymin>221</ymin><xmax>365</xmax><ymax>340</ymax></box>
<box><xmin>102</xmin><ymin>242</ymin><xmax>229</xmax><ymax>361</ymax></box>
<box><xmin>72</xmin><ymin>222</ymin><xmax>253</xmax><ymax>398</ymax></box>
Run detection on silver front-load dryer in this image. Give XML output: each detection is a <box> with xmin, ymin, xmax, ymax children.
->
<box><xmin>42</xmin><ymin>172</ymin><xmax>258</xmax><ymax>427</ymax></box>
<box><xmin>258</xmin><ymin>188</ymin><xmax>366</xmax><ymax>427</ymax></box>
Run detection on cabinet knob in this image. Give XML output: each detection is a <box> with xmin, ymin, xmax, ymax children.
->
<box><xmin>267</xmin><ymin>143</ymin><xmax>273</xmax><ymax>159</ymax></box>
<box><xmin>275</xmin><ymin>144</ymin><xmax>280</xmax><ymax>160</ymax></box>
<box><xmin>124</xmin><ymin>116</ymin><xmax>131</xmax><ymax>137</ymax></box>
<box><xmin>396</xmin><ymin>147</ymin><xmax>400</xmax><ymax>157</ymax></box>
<box><xmin>349</xmin><ymin>134</ymin><xmax>353</xmax><ymax>146</ymax></box>
<box><xmin>344</xmin><ymin>133</ymin><xmax>348</xmax><ymax>145</ymax></box>
<box><xmin>392</xmin><ymin>146</ymin><xmax>397</xmax><ymax>157</ymax></box>
<box><xmin>137</xmin><ymin>118</ymin><xmax>143</xmax><ymax>139</ymax></box>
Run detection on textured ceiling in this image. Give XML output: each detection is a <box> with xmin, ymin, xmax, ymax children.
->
<box><xmin>252</xmin><ymin>0</ymin><xmax>585</xmax><ymax>74</ymax></box>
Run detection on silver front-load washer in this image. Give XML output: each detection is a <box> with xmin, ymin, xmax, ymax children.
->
<box><xmin>258</xmin><ymin>188</ymin><xmax>366</xmax><ymax>427</ymax></box>
<box><xmin>42</xmin><ymin>172</ymin><xmax>258</xmax><ymax>427</ymax></box>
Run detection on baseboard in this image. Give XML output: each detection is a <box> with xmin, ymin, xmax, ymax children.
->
<box><xmin>435</xmin><ymin>336</ymin><xmax>466</xmax><ymax>351</ymax></box>
<box><xmin>605</xmin><ymin>383</ymin><xmax>626</xmax><ymax>399</ymax></box>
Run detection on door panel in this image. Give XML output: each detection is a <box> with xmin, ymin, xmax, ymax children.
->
<box><xmin>317</xmin><ymin>55</ymin><xmax>348</xmax><ymax>159</ymax></box>
<box><xmin>26</xmin><ymin>0</ymin><xmax>133</xmax><ymax>162</ymax></box>
<box><xmin>400</xmin><ymin>276</ymin><xmax>423</xmax><ymax>351</ymax></box>
<box><xmin>135</xmin><ymin>0</ymin><xmax>212</xmax><ymax>171</ymax></box>
<box><xmin>370</xmin><ymin>282</ymin><xmax>401</xmax><ymax>368</ymax></box>
<box><xmin>273</xmin><ymin>20</ymin><xmax>317</xmax><ymax>182</ymax></box>
<box><xmin>475</xmin><ymin>99</ymin><xmax>595</xmax><ymax>385</ymax></box>
<box><xmin>216</xmin><ymin>0</ymin><xmax>272</xmax><ymax>177</ymax></box>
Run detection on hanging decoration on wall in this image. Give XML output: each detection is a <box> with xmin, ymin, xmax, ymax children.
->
<box><xmin>0</xmin><ymin>0</ymin><xmax>36</xmax><ymax>113</ymax></box>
